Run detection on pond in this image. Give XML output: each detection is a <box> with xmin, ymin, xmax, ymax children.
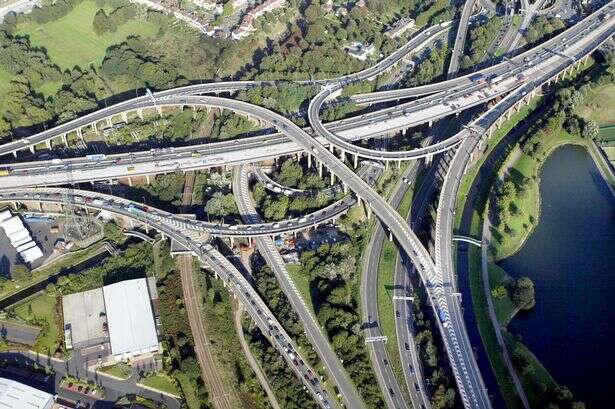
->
<box><xmin>500</xmin><ymin>144</ymin><xmax>615</xmax><ymax>405</ymax></box>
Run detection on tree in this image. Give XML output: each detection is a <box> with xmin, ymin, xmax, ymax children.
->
<box><xmin>512</xmin><ymin>277</ymin><xmax>535</xmax><ymax>310</ymax></box>
<box><xmin>277</xmin><ymin>159</ymin><xmax>303</xmax><ymax>187</ymax></box>
<box><xmin>0</xmin><ymin>118</ymin><xmax>11</xmax><ymax>142</ymax></box>
<box><xmin>491</xmin><ymin>285</ymin><xmax>508</xmax><ymax>300</ymax></box>
<box><xmin>581</xmin><ymin>119</ymin><xmax>599</xmax><ymax>140</ymax></box>
<box><xmin>92</xmin><ymin>9</ymin><xmax>114</xmax><ymax>35</ymax></box>
<box><xmin>104</xmin><ymin>220</ymin><xmax>125</xmax><ymax>244</ymax></box>
<box><xmin>204</xmin><ymin>193</ymin><xmax>237</xmax><ymax>218</ymax></box>
<box><xmin>11</xmin><ymin>264</ymin><xmax>31</xmax><ymax>281</ymax></box>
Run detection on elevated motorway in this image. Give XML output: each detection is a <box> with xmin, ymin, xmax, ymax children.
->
<box><xmin>0</xmin><ymin>188</ymin><xmax>354</xmax><ymax>238</ymax></box>
<box><xmin>352</xmin><ymin>6</ymin><xmax>612</xmax><ymax>105</ymax></box>
<box><xmin>309</xmin><ymin>4</ymin><xmax>613</xmax><ymax>163</ymax></box>
<box><xmin>434</xmin><ymin>5</ymin><xmax>615</xmax><ymax>407</ymax></box>
<box><xmin>0</xmin><ymin>188</ymin><xmax>338</xmax><ymax>409</ymax></box>
<box><xmin>0</xmin><ymin>23</ymin><xmax>450</xmax><ymax>160</ymax></box>
<box><xmin>233</xmin><ymin>165</ymin><xmax>366</xmax><ymax>409</ymax></box>
<box><xmin>448</xmin><ymin>0</ymin><xmax>480</xmax><ymax>78</ymax></box>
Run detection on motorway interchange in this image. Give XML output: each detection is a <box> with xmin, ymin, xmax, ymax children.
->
<box><xmin>1</xmin><ymin>2</ymin><xmax>614</xmax><ymax>408</ymax></box>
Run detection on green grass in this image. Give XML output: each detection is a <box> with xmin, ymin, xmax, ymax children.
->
<box><xmin>174</xmin><ymin>372</ymin><xmax>200</xmax><ymax>408</ymax></box>
<box><xmin>35</xmin><ymin>81</ymin><xmax>63</xmax><ymax>98</ymax></box>
<box><xmin>599</xmin><ymin>126</ymin><xmax>615</xmax><ymax>142</ymax></box>
<box><xmin>454</xmin><ymin>101</ymin><xmax>541</xmax><ymax>232</ymax></box>
<box><xmin>467</xmin><ymin>235</ymin><xmax>525</xmax><ymax>409</ymax></box>
<box><xmin>0</xmin><ymin>242</ymin><xmax>107</xmax><ymax>302</ymax></box>
<box><xmin>488</xmin><ymin>262</ymin><xmax>516</xmax><ymax>325</ymax></box>
<box><xmin>100</xmin><ymin>363</ymin><xmax>132</xmax><ymax>379</ymax></box>
<box><xmin>489</xmin><ymin>129</ymin><xmax>587</xmax><ymax>260</ymax></box>
<box><xmin>286</xmin><ymin>263</ymin><xmax>316</xmax><ymax>314</ymax></box>
<box><xmin>16</xmin><ymin>1</ymin><xmax>160</xmax><ymax>70</ymax></box>
<box><xmin>11</xmin><ymin>292</ymin><xmax>61</xmax><ymax>354</ymax></box>
<box><xmin>415</xmin><ymin>0</ymin><xmax>450</xmax><ymax>26</ymax></box>
<box><xmin>140</xmin><ymin>373</ymin><xmax>180</xmax><ymax>396</ymax></box>
<box><xmin>577</xmin><ymin>83</ymin><xmax>615</xmax><ymax>127</ymax></box>
<box><xmin>603</xmin><ymin>146</ymin><xmax>615</xmax><ymax>161</ymax></box>
<box><xmin>502</xmin><ymin>332</ymin><xmax>557</xmax><ymax>408</ymax></box>
<box><xmin>0</xmin><ymin>67</ymin><xmax>11</xmax><ymax>113</ymax></box>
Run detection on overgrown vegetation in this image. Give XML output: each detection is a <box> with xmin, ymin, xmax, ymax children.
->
<box><xmin>157</xmin><ymin>252</ymin><xmax>212</xmax><ymax>409</ymax></box>
<box><xmin>296</xmin><ymin>237</ymin><xmax>385</xmax><ymax>407</ymax></box>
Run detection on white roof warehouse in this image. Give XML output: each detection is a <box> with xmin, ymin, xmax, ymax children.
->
<box><xmin>62</xmin><ymin>278</ymin><xmax>160</xmax><ymax>359</ymax></box>
<box><xmin>0</xmin><ymin>377</ymin><xmax>54</xmax><ymax>409</ymax></box>
<box><xmin>103</xmin><ymin>278</ymin><xmax>160</xmax><ymax>358</ymax></box>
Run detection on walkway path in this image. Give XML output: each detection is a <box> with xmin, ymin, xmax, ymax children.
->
<box><xmin>481</xmin><ymin>222</ymin><xmax>530</xmax><ymax>409</ymax></box>
<box><xmin>233</xmin><ymin>305</ymin><xmax>282</xmax><ymax>409</ymax></box>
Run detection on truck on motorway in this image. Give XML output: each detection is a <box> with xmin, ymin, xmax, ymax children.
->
<box><xmin>127</xmin><ymin>166</ymin><xmax>135</xmax><ymax>172</ymax></box>
<box><xmin>86</xmin><ymin>154</ymin><xmax>106</xmax><ymax>161</ymax></box>
<box><xmin>0</xmin><ymin>169</ymin><xmax>10</xmax><ymax>177</ymax></box>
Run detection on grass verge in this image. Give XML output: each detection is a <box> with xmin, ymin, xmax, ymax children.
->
<box><xmin>16</xmin><ymin>1</ymin><xmax>160</xmax><ymax>70</ymax></box>
<box><xmin>140</xmin><ymin>372</ymin><xmax>180</xmax><ymax>396</ymax></box>
<box><xmin>100</xmin><ymin>363</ymin><xmax>132</xmax><ymax>380</ymax></box>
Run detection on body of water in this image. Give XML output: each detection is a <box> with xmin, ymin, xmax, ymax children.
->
<box><xmin>500</xmin><ymin>144</ymin><xmax>615</xmax><ymax>405</ymax></box>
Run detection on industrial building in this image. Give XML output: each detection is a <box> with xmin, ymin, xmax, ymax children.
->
<box><xmin>0</xmin><ymin>209</ymin><xmax>44</xmax><ymax>264</ymax></box>
<box><xmin>0</xmin><ymin>377</ymin><xmax>55</xmax><ymax>409</ymax></box>
<box><xmin>62</xmin><ymin>278</ymin><xmax>161</xmax><ymax>361</ymax></box>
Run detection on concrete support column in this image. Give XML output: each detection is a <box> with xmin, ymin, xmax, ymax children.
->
<box><xmin>353</xmin><ymin>154</ymin><xmax>358</xmax><ymax>169</ymax></box>
<box><xmin>92</xmin><ymin>122</ymin><xmax>98</xmax><ymax>134</ymax></box>
<box><xmin>397</xmin><ymin>160</ymin><xmax>401</xmax><ymax>169</ymax></box>
<box><xmin>329</xmin><ymin>144</ymin><xmax>334</xmax><ymax>153</ymax></box>
<box><xmin>128</xmin><ymin>218</ymin><xmax>134</xmax><ymax>228</ymax></box>
<box><xmin>45</xmin><ymin>140</ymin><xmax>52</xmax><ymax>150</ymax></box>
<box><xmin>12</xmin><ymin>151</ymin><xmax>17</xmax><ymax>158</ymax></box>
<box><xmin>144</xmin><ymin>223</ymin><xmax>149</xmax><ymax>234</ymax></box>
<box><xmin>76</xmin><ymin>128</ymin><xmax>84</xmax><ymax>141</ymax></box>
<box><xmin>343</xmin><ymin>182</ymin><xmax>348</xmax><ymax>194</ymax></box>
<box><xmin>29</xmin><ymin>145</ymin><xmax>35</xmax><ymax>154</ymax></box>
<box><xmin>428</xmin><ymin>120</ymin><xmax>433</xmax><ymax>127</ymax></box>
<box><xmin>12</xmin><ymin>202</ymin><xmax>18</xmax><ymax>211</ymax></box>
<box><xmin>122</xmin><ymin>112</ymin><xmax>129</xmax><ymax>123</ymax></box>
<box><xmin>318</xmin><ymin>161</ymin><xmax>323</xmax><ymax>177</ymax></box>
<box><xmin>307</xmin><ymin>153</ymin><xmax>312</xmax><ymax>168</ymax></box>
<box><xmin>37</xmin><ymin>202</ymin><xmax>42</xmax><ymax>212</ymax></box>
<box><xmin>137</xmin><ymin>109</ymin><xmax>144</xmax><ymax>120</ymax></box>
<box><xmin>62</xmin><ymin>133</ymin><xmax>68</xmax><ymax>146</ymax></box>
<box><xmin>128</xmin><ymin>177</ymin><xmax>133</xmax><ymax>187</ymax></box>
<box><xmin>106</xmin><ymin>117</ymin><xmax>112</xmax><ymax>127</ymax></box>
<box><xmin>385</xmin><ymin>161</ymin><xmax>389</xmax><ymax>170</ymax></box>
<box><xmin>366</xmin><ymin>205</ymin><xmax>372</xmax><ymax>220</ymax></box>
<box><xmin>145</xmin><ymin>174</ymin><xmax>151</xmax><ymax>185</ymax></box>
<box><xmin>330</xmin><ymin>172</ymin><xmax>335</xmax><ymax>186</ymax></box>
<box><xmin>156</xmin><ymin>106</ymin><xmax>163</xmax><ymax>117</ymax></box>
<box><xmin>340</xmin><ymin>150</ymin><xmax>346</xmax><ymax>162</ymax></box>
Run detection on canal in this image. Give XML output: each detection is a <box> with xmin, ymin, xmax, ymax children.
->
<box><xmin>499</xmin><ymin>145</ymin><xmax>615</xmax><ymax>406</ymax></box>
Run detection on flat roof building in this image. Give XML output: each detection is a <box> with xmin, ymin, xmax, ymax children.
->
<box><xmin>62</xmin><ymin>288</ymin><xmax>108</xmax><ymax>350</ymax></box>
<box><xmin>0</xmin><ymin>377</ymin><xmax>54</xmax><ymax>409</ymax></box>
<box><xmin>103</xmin><ymin>278</ymin><xmax>160</xmax><ymax>358</ymax></box>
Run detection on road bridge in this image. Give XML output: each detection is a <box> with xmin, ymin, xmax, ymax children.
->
<box><xmin>233</xmin><ymin>164</ymin><xmax>366</xmax><ymax>409</ymax></box>
<box><xmin>0</xmin><ymin>187</ymin><xmax>354</xmax><ymax>238</ymax></box>
<box><xmin>448</xmin><ymin>0</ymin><xmax>480</xmax><ymax>78</ymax></box>
<box><xmin>452</xmin><ymin>235</ymin><xmax>483</xmax><ymax>247</ymax></box>
<box><xmin>0</xmin><ymin>189</ymin><xmax>338</xmax><ymax>409</ymax></box>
